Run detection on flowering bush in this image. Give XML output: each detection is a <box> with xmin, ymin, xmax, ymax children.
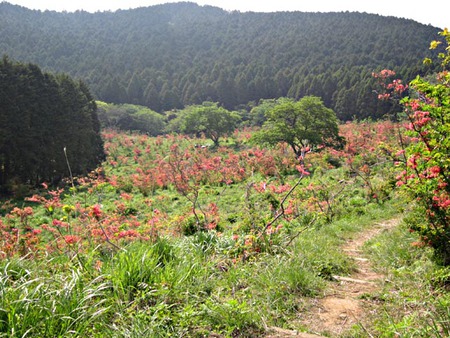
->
<box><xmin>376</xmin><ymin>29</ymin><xmax>450</xmax><ymax>264</ymax></box>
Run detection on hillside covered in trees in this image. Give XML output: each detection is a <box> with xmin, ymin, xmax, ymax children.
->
<box><xmin>0</xmin><ymin>1</ymin><xmax>443</xmax><ymax>119</ymax></box>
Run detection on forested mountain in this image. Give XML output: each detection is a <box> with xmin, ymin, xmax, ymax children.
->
<box><xmin>0</xmin><ymin>56</ymin><xmax>104</xmax><ymax>192</ymax></box>
<box><xmin>0</xmin><ymin>2</ymin><xmax>443</xmax><ymax>119</ymax></box>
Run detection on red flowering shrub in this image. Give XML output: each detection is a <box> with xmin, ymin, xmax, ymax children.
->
<box><xmin>376</xmin><ymin>29</ymin><xmax>450</xmax><ymax>264</ymax></box>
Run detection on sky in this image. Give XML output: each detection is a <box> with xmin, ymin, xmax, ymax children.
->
<box><xmin>3</xmin><ymin>0</ymin><xmax>448</xmax><ymax>29</ymax></box>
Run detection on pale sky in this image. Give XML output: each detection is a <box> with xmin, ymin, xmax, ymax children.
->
<box><xmin>3</xmin><ymin>0</ymin><xmax>448</xmax><ymax>29</ymax></box>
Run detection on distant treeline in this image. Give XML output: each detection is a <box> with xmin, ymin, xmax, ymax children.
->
<box><xmin>0</xmin><ymin>2</ymin><xmax>443</xmax><ymax>119</ymax></box>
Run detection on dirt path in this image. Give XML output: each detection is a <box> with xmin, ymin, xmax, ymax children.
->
<box><xmin>266</xmin><ymin>218</ymin><xmax>400</xmax><ymax>337</ymax></box>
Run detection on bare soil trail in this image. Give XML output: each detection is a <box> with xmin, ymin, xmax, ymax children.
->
<box><xmin>266</xmin><ymin>218</ymin><xmax>400</xmax><ymax>337</ymax></box>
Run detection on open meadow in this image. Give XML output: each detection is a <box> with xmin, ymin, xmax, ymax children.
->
<box><xmin>2</xmin><ymin>120</ymin><xmax>450</xmax><ymax>337</ymax></box>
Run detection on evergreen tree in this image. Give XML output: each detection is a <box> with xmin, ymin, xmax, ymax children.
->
<box><xmin>0</xmin><ymin>57</ymin><xmax>105</xmax><ymax>193</ymax></box>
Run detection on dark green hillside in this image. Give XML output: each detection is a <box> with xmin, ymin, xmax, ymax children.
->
<box><xmin>0</xmin><ymin>2</ymin><xmax>442</xmax><ymax>118</ymax></box>
<box><xmin>0</xmin><ymin>57</ymin><xmax>104</xmax><ymax>193</ymax></box>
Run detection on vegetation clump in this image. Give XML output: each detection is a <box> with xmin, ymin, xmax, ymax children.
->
<box><xmin>375</xmin><ymin>29</ymin><xmax>450</xmax><ymax>265</ymax></box>
<box><xmin>252</xmin><ymin>96</ymin><xmax>344</xmax><ymax>158</ymax></box>
<box><xmin>0</xmin><ymin>57</ymin><xmax>104</xmax><ymax>194</ymax></box>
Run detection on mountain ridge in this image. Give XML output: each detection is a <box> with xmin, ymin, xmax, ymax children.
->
<box><xmin>0</xmin><ymin>1</ymin><xmax>442</xmax><ymax>119</ymax></box>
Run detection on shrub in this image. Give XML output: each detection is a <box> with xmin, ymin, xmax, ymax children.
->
<box><xmin>376</xmin><ymin>29</ymin><xmax>450</xmax><ymax>264</ymax></box>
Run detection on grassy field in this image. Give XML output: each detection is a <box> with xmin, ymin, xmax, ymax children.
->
<box><xmin>1</xmin><ymin>121</ymin><xmax>449</xmax><ymax>337</ymax></box>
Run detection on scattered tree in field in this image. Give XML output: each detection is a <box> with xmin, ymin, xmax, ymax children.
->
<box><xmin>0</xmin><ymin>56</ymin><xmax>104</xmax><ymax>193</ymax></box>
<box><xmin>252</xmin><ymin>96</ymin><xmax>344</xmax><ymax>159</ymax></box>
<box><xmin>172</xmin><ymin>102</ymin><xmax>241</xmax><ymax>146</ymax></box>
<box><xmin>377</xmin><ymin>29</ymin><xmax>450</xmax><ymax>264</ymax></box>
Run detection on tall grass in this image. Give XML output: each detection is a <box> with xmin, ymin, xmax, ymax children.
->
<box><xmin>0</xmin><ymin>258</ymin><xmax>110</xmax><ymax>337</ymax></box>
<box><xmin>362</xmin><ymin>220</ymin><xmax>450</xmax><ymax>337</ymax></box>
<box><xmin>0</xmin><ymin>201</ymin><xmax>405</xmax><ymax>337</ymax></box>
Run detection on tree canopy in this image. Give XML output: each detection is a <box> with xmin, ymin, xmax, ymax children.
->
<box><xmin>252</xmin><ymin>96</ymin><xmax>343</xmax><ymax>158</ymax></box>
<box><xmin>96</xmin><ymin>101</ymin><xmax>166</xmax><ymax>136</ymax></box>
<box><xmin>0</xmin><ymin>2</ymin><xmax>443</xmax><ymax>120</ymax></box>
<box><xmin>170</xmin><ymin>102</ymin><xmax>240</xmax><ymax>146</ymax></box>
<box><xmin>0</xmin><ymin>56</ymin><xmax>104</xmax><ymax>193</ymax></box>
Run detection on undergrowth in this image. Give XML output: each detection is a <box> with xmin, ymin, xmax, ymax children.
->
<box><xmin>0</xmin><ymin>201</ymin><xmax>401</xmax><ymax>337</ymax></box>
<box><xmin>357</xmin><ymin>217</ymin><xmax>450</xmax><ymax>337</ymax></box>
<box><xmin>1</xmin><ymin>122</ymin><xmax>443</xmax><ymax>336</ymax></box>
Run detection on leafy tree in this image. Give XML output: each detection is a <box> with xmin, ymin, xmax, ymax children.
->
<box><xmin>252</xmin><ymin>96</ymin><xmax>343</xmax><ymax>158</ymax></box>
<box><xmin>175</xmin><ymin>102</ymin><xmax>240</xmax><ymax>146</ymax></box>
<box><xmin>248</xmin><ymin>98</ymin><xmax>288</xmax><ymax>127</ymax></box>
<box><xmin>96</xmin><ymin>102</ymin><xmax>166</xmax><ymax>136</ymax></box>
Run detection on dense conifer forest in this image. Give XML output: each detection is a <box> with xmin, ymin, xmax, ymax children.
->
<box><xmin>0</xmin><ymin>1</ymin><xmax>443</xmax><ymax>119</ymax></box>
<box><xmin>0</xmin><ymin>57</ymin><xmax>104</xmax><ymax>192</ymax></box>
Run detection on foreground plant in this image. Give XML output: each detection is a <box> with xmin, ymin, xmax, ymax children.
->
<box><xmin>0</xmin><ymin>260</ymin><xmax>110</xmax><ymax>337</ymax></box>
<box><xmin>376</xmin><ymin>29</ymin><xmax>450</xmax><ymax>264</ymax></box>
